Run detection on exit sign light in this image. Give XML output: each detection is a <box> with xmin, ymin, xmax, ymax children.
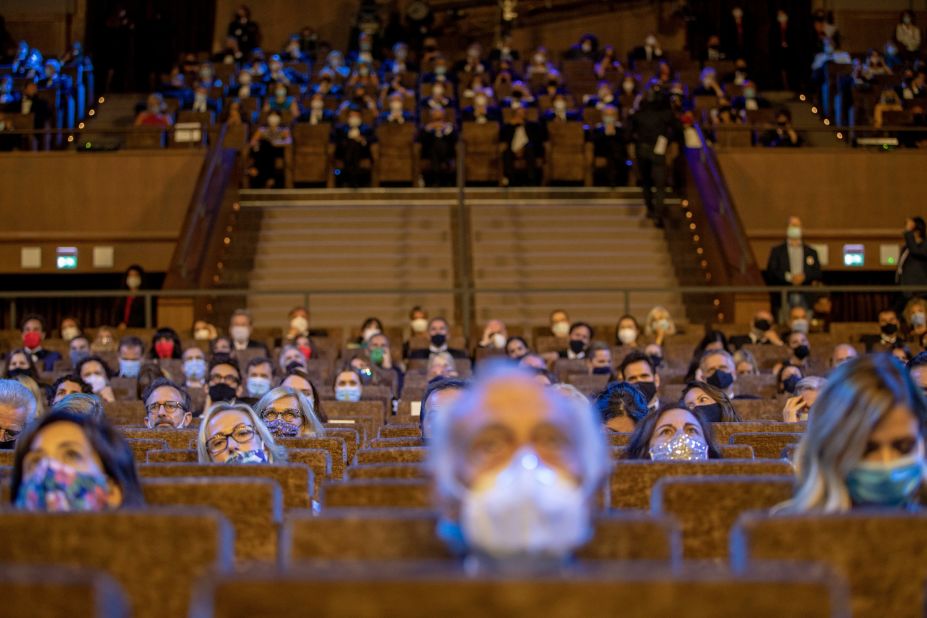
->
<box><xmin>56</xmin><ymin>247</ymin><xmax>78</xmax><ymax>270</ymax></box>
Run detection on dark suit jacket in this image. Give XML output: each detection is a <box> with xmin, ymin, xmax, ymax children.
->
<box><xmin>33</xmin><ymin>348</ymin><xmax>62</xmax><ymax>373</ymax></box>
<box><xmin>898</xmin><ymin>231</ymin><xmax>927</xmax><ymax>286</ymax></box>
<box><xmin>114</xmin><ymin>295</ymin><xmax>147</xmax><ymax>328</ymax></box>
<box><xmin>238</xmin><ymin>339</ymin><xmax>270</xmax><ymax>356</ymax></box>
<box><xmin>500</xmin><ymin>121</ymin><xmax>546</xmax><ymax>150</ymax></box>
<box><xmin>765</xmin><ymin>242</ymin><xmax>822</xmax><ymax>286</ymax></box>
<box><xmin>408</xmin><ymin>347</ymin><xmax>468</xmax><ymax>360</ymax></box>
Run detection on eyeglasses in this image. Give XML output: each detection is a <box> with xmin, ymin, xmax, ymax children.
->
<box><xmin>146</xmin><ymin>401</ymin><xmax>186</xmax><ymax>415</ymax></box>
<box><xmin>209</xmin><ymin>373</ymin><xmax>240</xmax><ymax>386</ymax></box>
<box><xmin>0</xmin><ymin>427</ymin><xmax>21</xmax><ymax>443</ymax></box>
<box><xmin>262</xmin><ymin>408</ymin><xmax>300</xmax><ymax>423</ymax></box>
<box><xmin>206</xmin><ymin>423</ymin><xmax>256</xmax><ymax>456</ymax></box>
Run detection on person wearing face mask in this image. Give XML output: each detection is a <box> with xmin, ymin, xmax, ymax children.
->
<box><xmin>644</xmin><ymin>305</ymin><xmax>676</xmax><ymax>346</ymax></box>
<box><xmin>587</xmin><ymin>104</ymin><xmax>628</xmax><ymax>187</ymax></box>
<box><xmin>429</xmin><ymin>366</ymin><xmax>610</xmax><ymax>566</ymax></box>
<box><xmin>0</xmin><ymin>379</ymin><xmax>37</xmax><ymax>451</ymax></box>
<box><xmin>255</xmin><ymin>386</ymin><xmax>324</xmax><ymax>440</ymax></box>
<box><xmin>148</xmin><ymin>328</ymin><xmax>182</xmax><ymax>362</ymax></box>
<box><xmin>181</xmin><ymin>346</ymin><xmax>208</xmax><ymax>393</ymax></box>
<box><xmin>243</xmin><ymin>357</ymin><xmax>274</xmax><ymax>402</ymax></box>
<box><xmin>462</xmin><ymin>90</ymin><xmax>500</xmax><ymax>123</ymax></box>
<box><xmin>564</xmin><ymin>33</ymin><xmax>598</xmax><ymax>60</ymax></box>
<box><xmin>557</xmin><ymin>322</ymin><xmax>593</xmax><ymax>360</ymax></box>
<box><xmin>766</xmin><ymin>216</ymin><xmax>821</xmax><ymax>317</ymax></box>
<box><xmin>378</xmin><ymin>91</ymin><xmax>412</xmax><ymax>125</ymax></box>
<box><xmin>427</xmin><ymin>353</ymin><xmax>458</xmax><ymax>381</ymax></box>
<box><xmin>614</xmin><ymin>315</ymin><xmax>641</xmax><ymax>348</ymax></box>
<box><xmin>299</xmin><ymin>92</ymin><xmax>334</xmax><ymax>125</ymax></box>
<box><xmin>896</xmin><ymin>11</ymin><xmax>921</xmax><ymax>59</ymax></box>
<box><xmin>50</xmin><ymin>374</ymin><xmax>92</xmax><ymax>405</ymax></box>
<box><xmin>262</xmin><ymin>81</ymin><xmax>300</xmax><ymax>117</ymax></box>
<box><xmin>184</xmin><ymin>84</ymin><xmax>218</xmax><ymax>116</ymax></box>
<box><xmin>11</xmin><ymin>410</ymin><xmax>143</xmax><ymax>511</ymax></box>
<box><xmin>235</xmin><ymin>69</ymin><xmax>265</xmax><ymax>99</ymax></box>
<box><xmin>206</xmin><ymin>355</ymin><xmax>244</xmax><ymax>409</ymax></box>
<box><xmin>896</xmin><ymin>217</ymin><xmax>927</xmax><ymax>311</ymax></box>
<box><xmin>142</xmin><ymin>378</ymin><xmax>192</xmax><ymax>430</ymax></box>
<box><xmin>478</xmin><ymin>320</ymin><xmax>509</xmax><ymax>351</ymax></box>
<box><xmin>133</xmin><ymin>92</ymin><xmax>172</xmax><ymax>129</ymax></box>
<box><xmin>759</xmin><ymin>108</ymin><xmax>802</xmax><ymax>148</ymax></box>
<box><xmin>18</xmin><ymin>315</ymin><xmax>61</xmax><ymax>373</ymax></box>
<box><xmin>585</xmin><ymin>343</ymin><xmax>614</xmax><ymax>379</ymax></box>
<box><xmin>420</xmin><ymin>106</ymin><xmax>458</xmax><ymax>187</ymax></box>
<box><xmin>782</xmin><ymin>376</ymin><xmax>826</xmax><ymax>423</ymax></box>
<box><xmin>248</xmin><ymin>109</ymin><xmax>292</xmax><ymax>189</ymax></box>
<box><xmin>860</xmin><ymin>308</ymin><xmax>903</xmax><ymax>353</ymax></box>
<box><xmin>905</xmin><ymin>299</ymin><xmax>927</xmax><ymax>345</ymax></box>
<box><xmin>228</xmin><ymin>309</ymin><xmax>269</xmax><ymax>356</ymax></box>
<box><xmin>333</xmin><ymin>369</ymin><xmax>364</xmax><ymax>402</ymax></box>
<box><xmin>114</xmin><ymin>264</ymin><xmax>147</xmax><ymax>328</ymax></box>
<box><xmin>227</xmin><ymin>4</ymin><xmax>260</xmax><ymax>55</ymax></box>
<box><xmin>776</xmin><ymin>363</ymin><xmax>805</xmax><ymax>397</ymax></box>
<box><xmin>503</xmin><ymin>337</ymin><xmax>531</xmax><ymax>361</ymax></box>
<box><xmin>198</xmin><ymin>401</ymin><xmax>283</xmax><ymax>464</ymax></box>
<box><xmin>408</xmin><ymin>318</ymin><xmax>469</xmax><ymax>360</ymax></box>
<box><xmin>114</xmin><ymin>336</ymin><xmax>145</xmax><ymax>380</ymax></box>
<box><xmin>776</xmin><ymin>331</ymin><xmax>812</xmax><ymax>374</ymax></box>
<box><xmin>777</xmin><ymin>355</ymin><xmax>927</xmax><ymax>513</ymax></box>
<box><xmin>76</xmin><ymin>356</ymin><xmax>116</xmax><ymax>403</ymax></box>
<box><xmin>59</xmin><ymin>317</ymin><xmax>82</xmax><ymax>343</ymax></box>
<box><xmin>731</xmin><ymin>309</ymin><xmax>785</xmax><ymax>349</ymax></box>
<box><xmin>542</xmin><ymin>94</ymin><xmax>579</xmax><ymax>123</ymax></box>
<box><xmin>351</xmin><ymin>317</ymin><xmax>384</xmax><ymax>347</ymax></box>
<box><xmin>618</xmin><ymin>351</ymin><xmax>662</xmax><ymax>413</ymax></box>
<box><xmin>334</xmin><ymin>108</ymin><xmax>376</xmax><ymax>188</ymax></box>
<box><xmin>628</xmin><ymin>33</ymin><xmax>664</xmax><ymax>67</ymax></box>
<box><xmin>698</xmin><ymin>349</ymin><xmax>757</xmax><ymax>401</ymax></box>
<box><xmin>548</xmin><ymin>309</ymin><xmax>571</xmax><ymax>339</ymax></box>
<box><xmin>787</xmin><ymin>305</ymin><xmax>812</xmax><ymax>336</ymax></box>
<box><xmin>681</xmin><ymin>380</ymin><xmax>741</xmax><ymax>424</ymax></box>
<box><xmin>731</xmin><ymin>80</ymin><xmax>771</xmax><ymax>113</ymax></box>
<box><xmin>624</xmin><ymin>406</ymin><xmax>722</xmax><ymax>461</ymax></box>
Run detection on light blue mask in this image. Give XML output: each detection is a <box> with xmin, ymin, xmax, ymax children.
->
<box><xmin>335</xmin><ymin>386</ymin><xmax>362</xmax><ymax>402</ymax></box>
<box><xmin>183</xmin><ymin>358</ymin><xmax>207</xmax><ymax>380</ymax></box>
<box><xmin>846</xmin><ymin>453</ymin><xmax>924</xmax><ymax>508</ymax></box>
<box><xmin>119</xmin><ymin>358</ymin><xmax>141</xmax><ymax>378</ymax></box>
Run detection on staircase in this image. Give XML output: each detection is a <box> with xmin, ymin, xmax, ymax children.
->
<box><xmin>237</xmin><ymin>188</ymin><xmax>688</xmax><ymax>331</ymax></box>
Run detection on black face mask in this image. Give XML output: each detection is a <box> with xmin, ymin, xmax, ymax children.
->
<box><xmin>782</xmin><ymin>375</ymin><xmax>801</xmax><ymax>394</ymax></box>
<box><xmin>569</xmin><ymin>339</ymin><xmax>586</xmax><ymax>354</ymax></box>
<box><xmin>754</xmin><ymin>319</ymin><xmax>771</xmax><ymax>332</ymax></box>
<box><xmin>881</xmin><ymin>323</ymin><xmax>899</xmax><ymax>336</ymax></box>
<box><xmin>0</xmin><ymin>438</ymin><xmax>15</xmax><ymax>450</ymax></box>
<box><xmin>707</xmin><ymin>370</ymin><xmax>734</xmax><ymax>390</ymax></box>
<box><xmin>592</xmin><ymin>366</ymin><xmax>612</xmax><ymax>375</ymax></box>
<box><xmin>649</xmin><ymin>355</ymin><xmax>663</xmax><ymax>369</ymax></box>
<box><xmin>793</xmin><ymin>345</ymin><xmax>810</xmax><ymax>360</ymax></box>
<box><xmin>208</xmin><ymin>383</ymin><xmax>237</xmax><ymax>403</ymax></box>
<box><xmin>6</xmin><ymin>368</ymin><xmax>30</xmax><ymax>380</ymax></box>
<box><xmin>634</xmin><ymin>381</ymin><xmax>658</xmax><ymax>403</ymax></box>
<box><xmin>430</xmin><ymin>333</ymin><xmax>447</xmax><ymax>348</ymax></box>
<box><xmin>695</xmin><ymin>403</ymin><xmax>723</xmax><ymax>423</ymax></box>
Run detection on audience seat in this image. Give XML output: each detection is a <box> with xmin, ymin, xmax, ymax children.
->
<box><xmin>141</xmin><ymin>477</ymin><xmax>282</xmax><ymax>563</ymax></box>
<box><xmin>730</xmin><ymin>399</ymin><xmax>786</xmax><ymax>422</ymax></box>
<box><xmin>370</xmin><ymin>437</ymin><xmax>425</xmax><ymax>448</ymax></box>
<box><xmin>0</xmin><ymin>509</ymin><xmax>232</xmax><ymax>618</ymax></box>
<box><xmin>137</xmin><ymin>463</ymin><xmax>313</xmax><ymax>509</ymax></box>
<box><xmin>292</xmin><ymin>123</ymin><xmax>334</xmax><ymax>186</ymax></box>
<box><xmin>732</xmin><ymin>511</ymin><xmax>927</xmax><ymax>618</ymax></box>
<box><xmin>348</xmin><ymin>463</ymin><xmax>429</xmax><ymax>480</ymax></box>
<box><xmin>545</xmin><ymin>121</ymin><xmax>592</xmax><ymax>185</ymax></box>
<box><xmin>461</xmin><ymin>122</ymin><xmax>502</xmax><ymax>184</ymax></box>
<box><xmin>712</xmin><ymin>421</ymin><xmax>806</xmax><ymax>443</ymax></box>
<box><xmin>286</xmin><ymin>448</ymin><xmax>333</xmax><ymax>497</ymax></box>
<box><xmin>379</xmin><ymin>424</ymin><xmax>422</xmax><ymax>439</ymax></box>
<box><xmin>118</xmin><ymin>427</ymin><xmax>197</xmax><ymax>450</ymax></box>
<box><xmin>124</xmin><ymin>438</ymin><xmax>169</xmax><ymax>462</ymax></box>
<box><xmin>191</xmin><ymin>561</ymin><xmax>847</xmax><ymax>617</ymax></box>
<box><xmin>354</xmin><ymin>447</ymin><xmax>427</xmax><ymax>465</ymax></box>
<box><xmin>104</xmin><ymin>401</ymin><xmax>146</xmax><ymax>426</ymax></box>
<box><xmin>323</xmin><ymin>427</ymin><xmax>362</xmax><ymax>460</ymax></box>
<box><xmin>321</xmin><ymin>478</ymin><xmax>431</xmax><ymax>509</ymax></box>
<box><xmin>320</xmin><ymin>402</ymin><xmax>386</xmax><ymax>441</ymax></box>
<box><xmin>729</xmin><ymin>432</ymin><xmax>802</xmax><ymax>459</ymax></box>
<box><xmin>146</xmin><ymin>449</ymin><xmax>197</xmax><ymax>463</ymax></box>
<box><xmin>278</xmin><ymin>436</ymin><xmax>346</xmax><ymax>480</ymax></box>
<box><xmin>610</xmin><ymin>460</ymin><xmax>793</xmax><ymax>509</ymax></box>
<box><xmin>651</xmin><ymin>475</ymin><xmax>795</xmax><ymax>559</ymax></box>
<box><xmin>1</xmin><ymin>564</ymin><xmax>129</xmax><ymax>618</ymax></box>
<box><xmin>374</xmin><ymin>122</ymin><xmax>420</xmax><ymax>186</ymax></box>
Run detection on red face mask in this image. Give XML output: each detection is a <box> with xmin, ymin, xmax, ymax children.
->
<box><xmin>298</xmin><ymin>345</ymin><xmax>312</xmax><ymax>360</ymax></box>
<box><xmin>154</xmin><ymin>340</ymin><xmax>175</xmax><ymax>359</ymax></box>
<box><xmin>22</xmin><ymin>331</ymin><xmax>41</xmax><ymax>349</ymax></box>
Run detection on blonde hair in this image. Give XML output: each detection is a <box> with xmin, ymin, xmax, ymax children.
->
<box><xmin>644</xmin><ymin>305</ymin><xmax>676</xmax><ymax>336</ymax></box>
<box><xmin>196</xmin><ymin>401</ymin><xmax>286</xmax><ymax>463</ymax></box>
<box><xmin>775</xmin><ymin>355</ymin><xmax>927</xmax><ymax>514</ymax></box>
<box><xmin>253</xmin><ymin>386</ymin><xmax>324</xmax><ymax>437</ymax></box>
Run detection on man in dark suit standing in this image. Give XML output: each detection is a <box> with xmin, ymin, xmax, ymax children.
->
<box><xmin>766</xmin><ymin>216</ymin><xmax>822</xmax><ymax>317</ymax></box>
<box><xmin>896</xmin><ymin>217</ymin><xmax>927</xmax><ymax>313</ymax></box>
<box><xmin>500</xmin><ymin>106</ymin><xmax>545</xmax><ymax>186</ymax></box>
<box><xmin>228</xmin><ymin>309</ymin><xmax>269</xmax><ymax>357</ymax></box>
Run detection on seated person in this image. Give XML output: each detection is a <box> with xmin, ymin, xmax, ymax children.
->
<box><xmin>197</xmin><ymin>402</ymin><xmax>283</xmax><ymax>464</ymax></box>
<box><xmin>593</xmin><ymin>381</ymin><xmax>648</xmax><ymax>432</ymax></box>
<box><xmin>20</xmin><ymin>314</ymin><xmax>61</xmax><ymax>373</ymax></box>
<box><xmin>244</xmin><ymin>357</ymin><xmax>274</xmax><ymax>400</ymax></box>
<box><xmin>299</xmin><ymin>93</ymin><xmax>335</xmax><ymax>125</ymax></box>
<box><xmin>420</xmin><ymin>82</ymin><xmax>454</xmax><ymax>112</ymax></box>
<box><xmin>558</xmin><ymin>322</ymin><xmax>593</xmax><ymax>359</ymax></box>
<box><xmin>262</xmin><ymin>82</ymin><xmax>300</xmax><ymax>119</ymax></box>
<box><xmin>586</xmin><ymin>342</ymin><xmax>614</xmax><ymax>377</ymax></box>
<box><xmin>309</xmin><ymin>71</ymin><xmax>342</xmax><ymax>98</ymax></box>
<box><xmin>254</xmin><ymin>386</ymin><xmax>324</xmax><ymax>438</ymax></box>
<box><xmin>142</xmin><ymin>378</ymin><xmax>193</xmax><ymax>430</ymax></box>
<box><xmin>623</xmin><ymin>406</ymin><xmax>722</xmax><ymax>460</ymax></box>
<box><xmin>206</xmin><ymin>355</ymin><xmax>243</xmax><ymax>407</ymax></box>
<box><xmin>692</xmin><ymin>67</ymin><xmax>725</xmax><ymax>97</ymax></box>
<box><xmin>233</xmin><ymin>69</ymin><xmax>266</xmax><ymax>99</ymax></box>
<box><xmin>775</xmin><ymin>331</ymin><xmax>812</xmax><ymax>373</ymax></box>
<box><xmin>500</xmin><ymin>81</ymin><xmax>536</xmax><ymax>110</ymax></box>
<box><xmin>644</xmin><ymin>305</ymin><xmax>676</xmax><ymax>346</ymax></box>
<box><xmin>696</xmin><ymin>349</ymin><xmax>756</xmax><ymax>400</ymax></box>
<box><xmin>461</xmin><ymin>92</ymin><xmax>500</xmax><ymax>124</ymax></box>
<box><xmin>427</xmin><ymin>352</ymin><xmax>458</xmax><ymax>380</ymax></box>
<box><xmin>587</xmin><ymin>105</ymin><xmax>628</xmax><ymax>187</ymax></box>
<box><xmin>134</xmin><ymin>93</ymin><xmax>173</xmax><ymax>128</ymax></box>
<box><xmin>0</xmin><ymin>379</ymin><xmax>38</xmax><ymax>449</ymax></box>
<box><xmin>543</xmin><ymin>94</ymin><xmax>581</xmax><ymax>123</ymax></box>
<box><xmin>228</xmin><ymin>309</ymin><xmax>269</xmax><ymax>355</ymax></box>
<box><xmin>830</xmin><ymin>343</ymin><xmax>859</xmax><ymax>368</ymax></box>
<box><xmin>733</xmin><ymin>349</ymin><xmax>759</xmax><ymax>375</ymax></box>
<box><xmin>428</xmin><ymin>366</ymin><xmax>609</xmax><ymax>563</ymax></box>
<box><xmin>861</xmin><ymin>308</ymin><xmax>902</xmax><ymax>352</ymax></box>
<box><xmin>782</xmin><ymin>376</ymin><xmax>826</xmax><ymax>422</ymax></box>
<box><xmin>185</xmin><ymin>84</ymin><xmax>219</xmax><ymax>115</ymax></box>
<box><xmin>378</xmin><ymin>92</ymin><xmax>413</xmax><ymax>124</ymax></box>
<box><xmin>279</xmin><ymin>368</ymin><xmax>325</xmax><ymax>422</ymax></box>
<box><xmin>477</xmin><ymin>320</ymin><xmax>508</xmax><ymax>351</ymax></box>
<box><xmin>333</xmin><ymin>369</ymin><xmax>363</xmax><ymax>402</ymax></box>
<box><xmin>50</xmin><ymin>374</ymin><xmax>92</xmax><ymax>405</ymax></box>
<box><xmin>11</xmin><ymin>410</ymin><xmax>143</xmax><ymax>511</ymax></box>
<box><xmin>583</xmin><ymin>82</ymin><xmax>618</xmax><ymax>109</ymax></box>
<box><xmin>504</xmin><ymin>337</ymin><xmax>530</xmax><ymax>361</ymax></box>
<box><xmin>594</xmin><ymin>44</ymin><xmax>623</xmax><ymax>79</ymax></box>
<box><xmin>759</xmin><ymin>108</ymin><xmax>802</xmax><ymax>147</ymax></box>
<box><xmin>116</xmin><ymin>336</ymin><xmax>144</xmax><ymax>379</ymax></box>
<box><xmin>420</xmin><ymin>377</ymin><xmax>468</xmax><ymax>441</ymax></box>
<box><xmin>776</xmin><ymin>355</ymin><xmax>926</xmax><ymax>511</ymax></box>
<box><xmin>776</xmin><ymin>362</ymin><xmax>805</xmax><ymax>396</ymax></box>
<box><xmin>500</xmin><ymin>106</ymin><xmax>546</xmax><ymax>186</ymax></box>
<box><xmin>731</xmin><ymin>80</ymin><xmax>771</xmax><ymax>111</ymax></box>
<box><xmin>76</xmin><ymin>356</ymin><xmax>116</xmax><ymax>403</ymax></box>
<box><xmin>730</xmin><ymin>309</ymin><xmax>785</xmax><ymax>348</ymax></box>
<box><xmin>182</xmin><ymin>346</ymin><xmax>208</xmax><ymax>390</ymax></box>
<box><xmin>420</xmin><ymin>107</ymin><xmax>457</xmax><ymax>187</ymax></box>
<box><xmin>618</xmin><ymin>350</ymin><xmax>660</xmax><ymax>412</ymax></box>
<box><xmin>408</xmin><ymin>318</ymin><xmax>468</xmax><ymax>360</ymax></box>
<box><xmin>334</xmin><ymin>107</ymin><xmax>376</xmax><ymax>188</ymax></box>
<box><xmin>248</xmin><ymin>110</ymin><xmax>292</xmax><ymax>188</ymax></box>
<box><xmin>681</xmin><ymin>380</ymin><xmax>741</xmax><ymax>423</ymax></box>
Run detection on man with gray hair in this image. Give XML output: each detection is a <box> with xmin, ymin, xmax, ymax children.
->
<box><xmin>427</xmin><ymin>364</ymin><xmax>611</xmax><ymax>567</ymax></box>
<box><xmin>783</xmin><ymin>376</ymin><xmax>827</xmax><ymax>422</ymax></box>
<box><xmin>0</xmin><ymin>379</ymin><xmax>38</xmax><ymax>449</ymax></box>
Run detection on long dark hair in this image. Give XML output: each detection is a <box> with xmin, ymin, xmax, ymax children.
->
<box><xmin>623</xmin><ymin>406</ymin><xmax>723</xmax><ymax>460</ymax></box>
<box><xmin>681</xmin><ymin>380</ymin><xmax>741</xmax><ymax>422</ymax></box>
<box><xmin>2</xmin><ymin>348</ymin><xmax>41</xmax><ymax>381</ymax></box>
<box><xmin>684</xmin><ymin>330</ymin><xmax>730</xmax><ymax>381</ymax></box>
<box><xmin>150</xmin><ymin>327</ymin><xmax>183</xmax><ymax>359</ymax></box>
<box><xmin>10</xmin><ymin>411</ymin><xmax>145</xmax><ymax>508</ymax></box>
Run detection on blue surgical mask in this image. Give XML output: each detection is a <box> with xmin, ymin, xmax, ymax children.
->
<box><xmin>846</xmin><ymin>453</ymin><xmax>924</xmax><ymax>508</ymax></box>
<box><xmin>247</xmin><ymin>376</ymin><xmax>272</xmax><ymax>397</ymax></box>
<box><xmin>707</xmin><ymin>370</ymin><xmax>734</xmax><ymax>390</ymax></box>
<box><xmin>335</xmin><ymin>385</ymin><xmax>362</xmax><ymax>402</ymax></box>
<box><xmin>70</xmin><ymin>350</ymin><xmax>89</xmax><ymax>368</ymax></box>
<box><xmin>119</xmin><ymin>358</ymin><xmax>141</xmax><ymax>378</ymax></box>
<box><xmin>183</xmin><ymin>358</ymin><xmax>207</xmax><ymax>380</ymax></box>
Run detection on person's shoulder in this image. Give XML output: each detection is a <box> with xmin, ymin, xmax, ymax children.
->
<box><xmin>408</xmin><ymin>348</ymin><xmax>428</xmax><ymax>359</ymax></box>
<box><xmin>449</xmin><ymin>348</ymin><xmax>469</xmax><ymax>359</ymax></box>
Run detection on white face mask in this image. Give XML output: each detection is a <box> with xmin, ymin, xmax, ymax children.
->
<box><xmin>411</xmin><ymin>318</ymin><xmax>428</xmax><ymax>333</ymax></box>
<box><xmin>474</xmin><ymin>95</ymin><xmax>487</xmax><ymax>107</ymax></box>
<box><xmin>83</xmin><ymin>373</ymin><xmax>107</xmax><ymax>394</ymax></box>
<box><xmin>390</xmin><ymin>100</ymin><xmax>403</xmax><ymax>112</ymax></box>
<box><xmin>311</xmin><ymin>99</ymin><xmax>324</xmax><ymax>110</ymax></box>
<box><xmin>194</xmin><ymin>328</ymin><xmax>211</xmax><ymax>340</ymax></box>
<box><xmin>553</xmin><ymin>99</ymin><xmax>566</xmax><ymax>111</ymax></box>
<box><xmin>61</xmin><ymin>326</ymin><xmax>80</xmax><ymax>341</ymax></box>
<box><xmin>551</xmin><ymin>321</ymin><xmax>570</xmax><ymax>338</ymax></box>
<box><xmin>786</xmin><ymin>225</ymin><xmax>802</xmax><ymax>240</ymax></box>
<box><xmin>432</xmin><ymin>86</ymin><xmax>445</xmax><ymax>98</ymax></box>
<box><xmin>460</xmin><ymin>449</ymin><xmax>590</xmax><ymax>559</ymax></box>
<box><xmin>622</xmin><ymin>80</ymin><xmax>635</xmax><ymax>93</ymax></box>
<box><xmin>126</xmin><ymin>275</ymin><xmax>141</xmax><ymax>289</ymax></box>
<box><xmin>491</xmin><ymin>333</ymin><xmax>507</xmax><ymax>349</ymax></box>
<box><xmin>239</xmin><ymin>73</ymin><xmax>251</xmax><ymax>85</ymax></box>
<box><xmin>335</xmin><ymin>385</ymin><xmax>362</xmax><ymax>402</ymax></box>
<box><xmin>267</xmin><ymin>115</ymin><xmax>281</xmax><ymax>128</ymax></box>
<box><xmin>290</xmin><ymin>316</ymin><xmax>309</xmax><ymax>333</ymax></box>
<box><xmin>230</xmin><ymin>325</ymin><xmax>251</xmax><ymax>343</ymax></box>
<box><xmin>790</xmin><ymin>319</ymin><xmax>810</xmax><ymax>334</ymax></box>
<box><xmin>348</xmin><ymin>116</ymin><xmax>362</xmax><ymax>128</ymax></box>
<box><xmin>362</xmin><ymin>327</ymin><xmax>380</xmax><ymax>341</ymax></box>
<box><xmin>618</xmin><ymin>328</ymin><xmax>638</xmax><ymax>345</ymax></box>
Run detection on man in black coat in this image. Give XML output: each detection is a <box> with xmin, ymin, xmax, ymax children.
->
<box><xmin>766</xmin><ymin>216</ymin><xmax>822</xmax><ymax>316</ymax></box>
<box><xmin>896</xmin><ymin>216</ymin><xmax>927</xmax><ymax>313</ymax></box>
<box><xmin>629</xmin><ymin>87</ymin><xmax>681</xmax><ymax>227</ymax></box>
<box><xmin>500</xmin><ymin>106</ymin><xmax>545</xmax><ymax>186</ymax></box>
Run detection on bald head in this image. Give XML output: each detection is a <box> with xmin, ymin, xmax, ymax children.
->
<box><xmin>831</xmin><ymin>343</ymin><xmax>858</xmax><ymax>367</ymax></box>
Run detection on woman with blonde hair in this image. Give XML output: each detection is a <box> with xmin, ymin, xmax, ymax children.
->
<box><xmin>254</xmin><ymin>386</ymin><xmax>324</xmax><ymax>439</ymax></box>
<box><xmin>197</xmin><ymin>401</ymin><xmax>286</xmax><ymax>464</ymax></box>
<box><xmin>776</xmin><ymin>355</ymin><xmax>927</xmax><ymax>513</ymax></box>
<box><xmin>644</xmin><ymin>305</ymin><xmax>676</xmax><ymax>346</ymax></box>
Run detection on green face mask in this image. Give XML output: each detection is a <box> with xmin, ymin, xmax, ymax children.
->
<box><xmin>370</xmin><ymin>347</ymin><xmax>384</xmax><ymax>365</ymax></box>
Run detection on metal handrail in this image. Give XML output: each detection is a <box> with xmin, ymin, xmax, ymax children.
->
<box><xmin>2</xmin><ymin>285</ymin><xmax>923</xmax><ymax>329</ymax></box>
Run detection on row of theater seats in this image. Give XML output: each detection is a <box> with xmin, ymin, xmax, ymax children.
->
<box><xmin>1</xmin><ymin>408</ymin><xmax>921</xmax><ymax>617</ymax></box>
